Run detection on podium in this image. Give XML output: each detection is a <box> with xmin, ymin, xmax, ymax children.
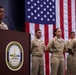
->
<box><xmin>0</xmin><ymin>29</ymin><xmax>30</xmax><ymax>75</ymax></box>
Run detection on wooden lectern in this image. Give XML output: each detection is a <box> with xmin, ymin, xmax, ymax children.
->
<box><xmin>0</xmin><ymin>29</ymin><xmax>30</xmax><ymax>75</ymax></box>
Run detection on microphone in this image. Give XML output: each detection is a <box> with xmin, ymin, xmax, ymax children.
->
<box><xmin>5</xmin><ymin>16</ymin><xmax>16</xmax><ymax>30</ymax></box>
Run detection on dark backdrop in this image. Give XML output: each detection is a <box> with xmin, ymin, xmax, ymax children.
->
<box><xmin>0</xmin><ymin>0</ymin><xmax>25</xmax><ymax>31</ymax></box>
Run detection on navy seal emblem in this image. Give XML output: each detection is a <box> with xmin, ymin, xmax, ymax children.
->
<box><xmin>5</xmin><ymin>41</ymin><xmax>24</xmax><ymax>71</ymax></box>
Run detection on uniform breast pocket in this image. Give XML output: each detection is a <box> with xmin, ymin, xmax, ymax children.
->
<box><xmin>61</xmin><ymin>43</ymin><xmax>65</xmax><ymax>48</ymax></box>
<box><xmin>54</xmin><ymin>43</ymin><xmax>59</xmax><ymax>48</ymax></box>
<box><xmin>34</xmin><ymin>42</ymin><xmax>39</xmax><ymax>48</ymax></box>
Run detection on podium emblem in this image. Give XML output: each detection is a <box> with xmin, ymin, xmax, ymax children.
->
<box><xmin>5</xmin><ymin>41</ymin><xmax>24</xmax><ymax>71</ymax></box>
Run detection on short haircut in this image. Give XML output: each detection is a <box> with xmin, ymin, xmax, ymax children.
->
<box><xmin>0</xmin><ymin>6</ymin><xmax>3</xmax><ymax>9</ymax></box>
<box><xmin>35</xmin><ymin>29</ymin><xmax>41</xmax><ymax>33</ymax></box>
<box><xmin>69</xmin><ymin>31</ymin><xmax>75</xmax><ymax>36</ymax></box>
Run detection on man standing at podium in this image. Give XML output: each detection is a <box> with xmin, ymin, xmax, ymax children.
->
<box><xmin>0</xmin><ymin>6</ymin><xmax>8</xmax><ymax>30</ymax></box>
<box><xmin>31</xmin><ymin>29</ymin><xmax>46</xmax><ymax>75</ymax></box>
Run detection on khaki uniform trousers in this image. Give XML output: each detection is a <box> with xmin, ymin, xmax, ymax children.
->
<box><xmin>71</xmin><ymin>52</ymin><xmax>76</xmax><ymax>75</ymax></box>
<box><xmin>32</xmin><ymin>55</ymin><xmax>44</xmax><ymax>75</ymax></box>
<box><xmin>67</xmin><ymin>54</ymin><xmax>73</xmax><ymax>75</ymax></box>
<box><xmin>51</xmin><ymin>56</ymin><xmax>64</xmax><ymax>75</ymax></box>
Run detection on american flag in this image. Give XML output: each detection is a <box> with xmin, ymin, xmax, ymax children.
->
<box><xmin>25</xmin><ymin>0</ymin><xmax>76</xmax><ymax>75</ymax></box>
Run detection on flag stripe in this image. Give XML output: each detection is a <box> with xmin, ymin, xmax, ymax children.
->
<box><xmin>56</xmin><ymin>0</ymin><xmax>60</xmax><ymax>28</ymax></box>
<box><xmin>48</xmin><ymin>25</ymin><xmax>53</xmax><ymax>39</ymax></box>
<box><xmin>68</xmin><ymin>0</ymin><xmax>72</xmax><ymax>38</ymax></box>
<box><xmin>30</xmin><ymin>23</ymin><xmax>35</xmax><ymax>39</ymax></box>
<box><xmin>64</xmin><ymin>0</ymin><xmax>68</xmax><ymax>40</ymax></box>
<box><xmin>71</xmin><ymin>0</ymin><xmax>75</xmax><ymax>32</ymax></box>
<box><xmin>35</xmin><ymin>24</ymin><xmax>39</xmax><ymax>30</ymax></box>
<box><xmin>25</xmin><ymin>22</ymin><xmax>29</xmax><ymax>32</ymax></box>
<box><xmin>60</xmin><ymin>0</ymin><xmax>64</xmax><ymax>38</ymax></box>
<box><xmin>53</xmin><ymin>25</ymin><xmax>56</xmax><ymax>37</ymax></box>
<box><xmin>44</xmin><ymin>25</ymin><xmax>49</xmax><ymax>75</ymax></box>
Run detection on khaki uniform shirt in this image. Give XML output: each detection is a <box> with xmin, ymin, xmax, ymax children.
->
<box><xmin>31</xmin><ymin>37</ymin><xmax>46</xmax><ymax>56</ymax></box>
<box><xmin>47</xmin><ymin>36</ymin><xmax>66</xmax><ymax>57</ymax></box>
<box><xmin>0</xmin><ymin>22</ymin><xmax>8</xmax><ymax>30</ymax></box>
<box><xmin>66</xmin><ymin>39</ymin><xmax>73</xmax><ymax>51</ymax></box>
<box><xmin>66</xmin><ymin>39</ymin><xmax>73</xmax><ymax>46</ymax></box>
<box><xmin>68</xmin><ymin>38</ymin><xmax>76</xmax><ymax>56</ymax></box>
